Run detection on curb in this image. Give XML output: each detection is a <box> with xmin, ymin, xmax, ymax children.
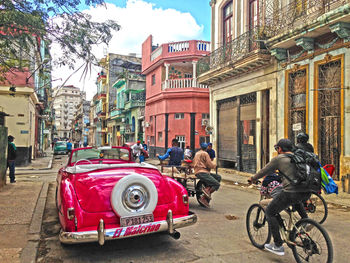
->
<box><xmin>20</xmin><ymin>182</ymin><xmax>49</xmax><ymax>263</ymax></box>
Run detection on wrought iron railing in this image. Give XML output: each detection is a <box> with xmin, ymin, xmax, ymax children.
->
<box><xmin>261</xmin><ymin>0</ymin><xmax>348</xmax><ymax>38</ymax></box>
<box><xmin>197</xmin><ymin>27</ymin><xmax>266</xmax><ymax>76</ymax></box>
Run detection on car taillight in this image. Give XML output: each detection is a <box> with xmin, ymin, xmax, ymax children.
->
<box><xmin>182</xmin><ymin>194</ymin><xmax>189</xmax><ymax>205</ymax></box>
<box><xmin>67</xmin><ymin>208</ymin><xmax>75</xmax><ymax>220</ymax></box>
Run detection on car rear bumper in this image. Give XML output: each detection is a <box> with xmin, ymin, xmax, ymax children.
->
<box><xmin>59</xmin><ymin>210</ymin><xmax>197</xmax><ymax>245</ymax></box>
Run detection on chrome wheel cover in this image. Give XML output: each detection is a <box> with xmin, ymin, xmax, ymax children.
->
<box><xmin>122</xmin><ymin>184</ymin><xmax>150</xmax><ymax>213</ymax></box>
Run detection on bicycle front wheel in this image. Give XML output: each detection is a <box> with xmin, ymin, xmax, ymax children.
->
<box><xmin>246</xmin><ymin>203</ymin><xmax>271</xmax><ymax>249</ymax></box>
<box><xmin>290</xmin><ymin>218</ymin><xmax>333</xmax><ymax>263</ymax></box>
<box><xmin>305</xmin><ymin>192</ymin><xmax>328</xmax><ymax>224</ymax></box>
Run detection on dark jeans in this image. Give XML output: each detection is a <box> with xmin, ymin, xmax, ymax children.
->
<box><xmin>7</xmin><ymin>160</ymin><xmax>15</xmax><ymax>182</ymax></box>
<box><xmin>196</xmin><ymin>172</ymin><xmax>222</xmax><ymax>191</ymax></box>
<box><xmin>265</xmin><ymin>191</ymin><xmax>311</xmax><ymax>247</ymax></box>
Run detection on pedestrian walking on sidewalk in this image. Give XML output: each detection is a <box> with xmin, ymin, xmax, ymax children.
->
<box><xmin>7</xmin><ymin>135</ymin><xmax>17</xmax><ymax>183</ymax></box>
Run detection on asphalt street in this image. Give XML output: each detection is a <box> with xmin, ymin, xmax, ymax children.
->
<box><xmin>35</xmin><ymin>157</ymin><xmax>350</xmax><ymax>263</ymax></box>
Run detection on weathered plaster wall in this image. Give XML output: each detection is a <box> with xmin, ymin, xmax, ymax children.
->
<box><xmin>210</xmin><ymin>63</ymin><xmax>278</xmax><ymax>169</ymax></box>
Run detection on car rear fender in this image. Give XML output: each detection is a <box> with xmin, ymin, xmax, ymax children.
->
<box><xmin>165</xmin><ymin>177</ymin><xmax>189</xmax><ymax>215</ymax></box>
<box><xmin>59</xmin><ymin>177</ymin><xmax>82</xmax><ymax>232</ymax></box>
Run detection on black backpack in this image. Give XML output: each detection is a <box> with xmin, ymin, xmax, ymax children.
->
<box><xmin>284</xmin><ymin>149</ymin><xmax>322</xmax><ymax>192</ymax></box>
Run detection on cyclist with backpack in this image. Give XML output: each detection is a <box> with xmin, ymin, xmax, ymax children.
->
<box><xmin>250</xmin><ymin>139</ymin><xmax>312</xmax><ymax>256</ymax></box>
<box><xmin>296</xmin><ymin>132</ymin><xmax>314</xmax><ymax>153</ymax></box>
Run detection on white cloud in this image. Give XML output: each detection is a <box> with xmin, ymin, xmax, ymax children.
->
<box><xmin>51</xmin><ymin>0</ymin><xmax>204</xmax><ymax>100</ymax></box>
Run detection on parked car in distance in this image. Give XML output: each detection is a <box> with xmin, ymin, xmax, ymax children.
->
<box><xmin>56</xmin><ymin>146</ymin><xmax>196</xmax><ymax>245</ymax></box>
<box><xmin>54</xmin><ymin>141</ymin><xmax>67</xmax><ymax>155</ymax></box>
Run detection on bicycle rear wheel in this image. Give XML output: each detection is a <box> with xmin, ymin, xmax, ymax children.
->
<box><xmin>305</xmin><ymin>192</ymin><xmax>328</xmax><ymax>224</ymax></box>
<box><xmin>246</xmin><ymin>204</ymin><xmax>271</xmax><ymax>249</ymax></box>
<box><xmin>290</xmin><ymin>218</ymin><xmax>333</xmax><ymax>263</ymax></box>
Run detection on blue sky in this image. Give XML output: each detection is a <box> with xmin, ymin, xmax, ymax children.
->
<box><xmin>53</xmin><ymin>0</ymin><xmax>212</xmax><ymax>99</ymax></box>
<box><xmin>102</xmin><ymin>0</ymin><xmax>211</xmax><ymax>40</ymax></box>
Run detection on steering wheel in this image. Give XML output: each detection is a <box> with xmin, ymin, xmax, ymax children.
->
<box><xmin>74</xmin><ymin>159</ymin><xmax>94</xmax><ymax>171</ymax></box>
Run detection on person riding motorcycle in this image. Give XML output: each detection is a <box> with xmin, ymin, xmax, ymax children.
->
<box><xmin>193</xmin><ymin>143</ymin><xmax>221</xmax><ymax>208</ymax></box>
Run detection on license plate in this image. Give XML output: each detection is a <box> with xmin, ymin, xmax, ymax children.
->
<box><xmin>120</xmin><ymin>214</ymin><xmax>154</xmax><ymax>227</ymax></box>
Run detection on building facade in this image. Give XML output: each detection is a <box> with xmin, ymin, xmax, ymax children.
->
<box><xmin>72</xmin><ymin>100</ymin><xmax>90</xmax><ymax>146</ymax></box>
<box><xmin>94</xmin><ymin>53</ymin><xmax>146</xmax><ymax>147</ymax></box>
<box><xmin>198</xmin><ymin>0</ymin><xmax>350</xmax><ymax>180</ymax></box>
<box><xmin>52</xmin><ymin>85</ymin><xmax>84</xmax><ymax>139</ymax></box>
<box><xmin>0</xmin><ymin>70</ymin><xmax>39</xmax><ymax>165</ymax></box>
<box><xmin>142</xmin><ymin>35</ymin><xmax>211</xmax><ymax>156</ymax></box>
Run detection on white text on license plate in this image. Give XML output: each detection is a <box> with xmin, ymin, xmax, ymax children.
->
<box><xmin>120</xmin><ymin>214</ymin><xmax>154</xmax><ymax>227</ymax></box>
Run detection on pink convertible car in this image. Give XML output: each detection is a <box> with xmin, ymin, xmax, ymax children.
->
<box><xmin>56</xmin><ymin>146</ymin><xmax>197</xmax><ymax>245</ymax></box>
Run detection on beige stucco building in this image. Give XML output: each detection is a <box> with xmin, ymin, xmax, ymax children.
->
<box><xmin>199</xmin><ymin>0</ymin><xmax>350</xmax><ymax>184</ymax></box>
<box><xmin>198</xmin><ymin>0</ymin><xmax>277</xmax><ymax>173</ymax></box>
<box><xmin>0</xmin><ymin>86</ymin><xmax>39</xmax><ymax>165</ymax></box>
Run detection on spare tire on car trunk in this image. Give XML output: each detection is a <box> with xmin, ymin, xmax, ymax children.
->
<box><xmin>110</xmin><ymin>173</ymin><xmax>158</xmax><ymax>217</ymax></box>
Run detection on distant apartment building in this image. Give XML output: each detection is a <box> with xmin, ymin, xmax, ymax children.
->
<box><xmin>142</xmin><ymin>35</ymin><xmax>211</xmax><ymax>156</ymax></box>
<box><xmin>52</xmin><ymin>85</ymin><xmax>85</xmax><ymax>139</ymax></box>
<box><xmin>93</xmin><ymin>54</ymin><xmax>146</xmax><ymax>147</ymax></box>
<box><xmin>72</xmin><ymin>100</ymin><xmax>90</xmax><ymax>145</ymax></box>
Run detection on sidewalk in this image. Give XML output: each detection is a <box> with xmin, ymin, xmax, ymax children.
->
<box><xmin>17</xmin><ymin>149</ymin><xmax>54</xmax><ymax>171</ymax></box>
<box><xmin>0</xmin><ymin>148</ymin><xmax>53</xmax><ymax>263</ymax></box>
<box><xmin>146</xmin><ymin>158</ymin><xmax>350</xmax><ymax>208</ymax></box>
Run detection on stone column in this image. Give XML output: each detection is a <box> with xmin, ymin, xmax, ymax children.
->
<box><xmin>165</xmin><ymin>63</ymin><xmax>170</xmax><ymax>89</ymax></box>
<box><xmin>192</xmin><ymin>61</ymin><xmax>197</xmax><ymax>87</ymax></box>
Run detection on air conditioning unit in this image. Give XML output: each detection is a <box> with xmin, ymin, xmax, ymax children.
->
<box><xmin>145</xmin><ymin>122</ymin><xmax>150</xmax><ymax>127</ymax></box>
<box><xmin>201</xmin><ymin>119</ymin><xmax>209</xmax><ymax>126</ymax></box>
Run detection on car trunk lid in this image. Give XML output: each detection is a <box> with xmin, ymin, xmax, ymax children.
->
<box><xmin>73</xmin><ymin>167</ymin><xmax>173</xmax><ymax>213</ymax></box>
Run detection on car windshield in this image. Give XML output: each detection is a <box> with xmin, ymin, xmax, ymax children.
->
<box><xmin>70</xmin><ymin>147</ymin><xmax>130</xmax><ymax>163</ymax></box>
<box><xmin>56</xmin><ymin>142</ymin><xmax>66</xmax><ymax>146</ymax></box>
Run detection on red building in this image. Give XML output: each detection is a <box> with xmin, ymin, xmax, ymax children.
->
<box><xmin>142</xmin><ymin>35</ymin><xmax>211</xmax><ymax>156</ymax></box>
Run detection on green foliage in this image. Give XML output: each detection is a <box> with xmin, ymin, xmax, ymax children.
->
<box><xmin>0</xmin><ymin>0</ymin><xmax>120</xmax><ymax>80</ymax></box>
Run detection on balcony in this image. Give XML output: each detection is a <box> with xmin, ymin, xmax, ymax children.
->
<box><xmin>161</xmin><ymin>78</ymin><xmax>208</xmax><ymax>90</ymax></box>
<box><xmin>197</xmin><ymin>27</ymin><xmax>271</xmax><ymax>85</ymax></box>
<box><xmin>110</xmin><ymin>108</ymin><xmax>124</xmax><ymax>118</ymax></box>
<box><xmin>150</xmin><ymin>40</ymin><xmax>211</xmax><ymax>62</ymax></box>
<box><xmin>262</xmin><ymin>0</ymin><xmax>349</xmax><ymax>48</ymax></box>
<box><xmin>124</xmin><ymin>100</ymin><xmax>146</xmax><ymax>110</ymax></box>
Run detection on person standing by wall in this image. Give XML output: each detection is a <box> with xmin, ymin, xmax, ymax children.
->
<box><xmin>7</xmin><ymin>135</ymin><xmax>16</xmax><ymax>183</ymax></box>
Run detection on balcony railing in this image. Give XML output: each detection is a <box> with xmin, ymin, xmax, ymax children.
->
<box><xmin>197</xmin><ymin>27</ymin><xmax>267</xmax><ymax>76</ymax></box>
<box><xmin>261</xmin><ymin>0</ymin><xmax>348</xmax><ymax>39</ymax></box>
<box><xmin>161</xmin><ymin>78</ymin><xmax>208</xmax><ymax>90</ymax></box>
<box><xmin>150</xmin><ymin>40</ymin><xmax>211</xmax><ymax>62</ymax></box>
<box><xmin>151</xmin><ymin>46</ymin><xmax>163</xmax><ymax>61</ymax></box>
<box><xmin>124</xmin><ymin>100</ymin><xmax>146</xmax><ymax>110</ymax></box>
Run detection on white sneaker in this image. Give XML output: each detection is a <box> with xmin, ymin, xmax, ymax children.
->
<box><xmin>264</xmin><ymin>243</ymin><xmax>285</xmax><ymax>256</ymax></box>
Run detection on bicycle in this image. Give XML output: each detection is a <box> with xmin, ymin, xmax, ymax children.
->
<box><xmin>246</xmin><ymin>194</ymin><xmax>333</xmax><ymax>262</ymax></box>
<box><xmin>261</xmin><ymin>172</ymin><xmax>328</xmax><ymax>224</ymax></box>
<box><xmin>304</xmin><ymin>191</ymin><xmax>328</xmax><ymax>224</ymax></box>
